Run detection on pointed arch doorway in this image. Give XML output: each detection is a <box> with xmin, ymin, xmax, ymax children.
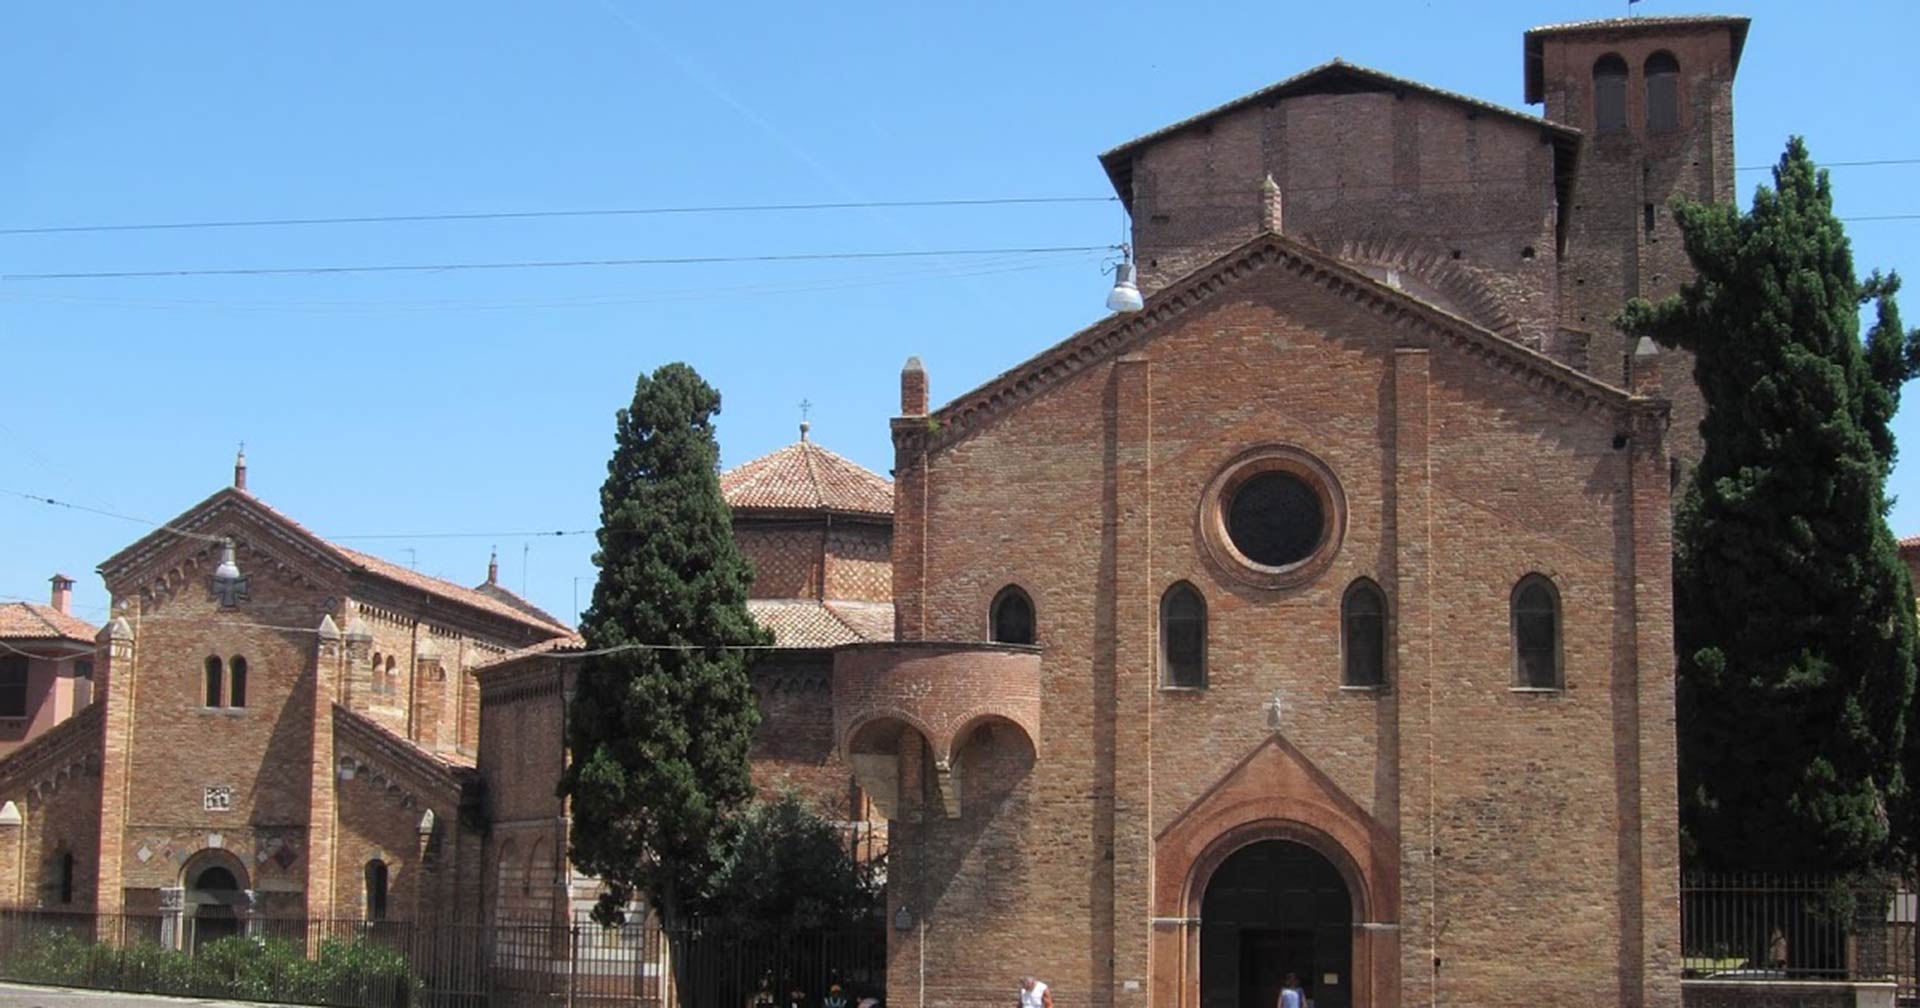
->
<box><xmin>1200</xmin><ymin>839</ymin><xmax>1352</xmax><ymax>1008</ymax></box>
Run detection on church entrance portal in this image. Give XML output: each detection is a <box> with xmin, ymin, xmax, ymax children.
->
<box><xmin>1200</xmin><ymin>839</ymin><xmax>1352</xmax><ymax>1008</ymax></box>
<box><xmin>181</xmin><ymin>852</ymin><xmax>250</xmax><ymax>952</ymax></box>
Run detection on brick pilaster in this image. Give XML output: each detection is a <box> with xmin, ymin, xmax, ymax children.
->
<box><xmin>93</xmin><ymin>615</ymin><xmax>136</xmax><ymax>916</ymax></box>
<box><xmin>1109</xmin><ymin>354</ymin><xmax>1153</xmax><ymax>1008</ymax></box>
<box><xmin>1391</xmin><ymin>347</ymin><xmax>1431</xmax><ymax>1008</ymax></box>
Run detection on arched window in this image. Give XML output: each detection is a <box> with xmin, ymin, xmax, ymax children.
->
<box><xmin>1512</xmin><ymin>575</ymin><xmax>1563</xmax><ymax>689</ymax></box>
<box><xmin>204</xmin><ymin>656</ymin><xmax>224</xmax><ymax>708</ymax></box>
<box><xmin>1593</xmin><ymin>53</ymin><xmax>1628</xmax><ymax>131</ymax></box>
<box><xmin>365</xmin><ymin>859</ymin><xmax>388</xmax><ymax>921</ymax></box>
<box><xmin>1645</xmin><ymin>51</ymin><xmax>1679</xmax><ymax>131</ymax></box>
<box><xmin>386</xmin><ymin>655</ymin><xmax>399</xmax><ymax>696</ymax></box>
<box><xmin>1342</xmin><ymin>579</ymin><xmax>1388</xmax><ymax>688</ymax></box>
<box><xmin>1160</xmin><ymin>582</ymin><xmax>1207</xmax><ymax>689</ymax></box>
<box><xmin>370</xmin><ymin>652</ymin><xmax>384</xmax><ymax>694</ymax></box>
<box><xmin>989</xmin><ymin>586</ymin><xmax>1036</xmax><ymax>645</ymax></box>
<box><xmin>228</xmin><ymin>657</ymin><xmax>248</xmax><ymax>709</ymax></box>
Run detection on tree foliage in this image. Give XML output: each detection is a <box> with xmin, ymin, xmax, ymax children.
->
<box><xmin>694</xmin><ymin>790</ymin><xmax>882</xmax><ymax>937</ymax></box>
<box><xmin>1620</xmin><ymin>137</ymin><xmax>1920</xmax><ymax>873</ymax></box>
<box><xmin>560</xmin><ymin>363</ymin><xmax>770</xmax><ymax>926</ymax></box>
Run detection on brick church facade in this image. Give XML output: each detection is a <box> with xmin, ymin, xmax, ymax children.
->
<box><xmin>0</xmin><ymin>12</ymin><xmax>1754</xmax><ymax>1008</ymax></box>
<box><xmin>834</xmin><ymin>15</ymin><xmax>1747</xmax><ymax>1008</ymax></box>
<box><xmin>0</xmin><ymin>430</ymin><xmax>893</xmax><ymax>945</ymax></box>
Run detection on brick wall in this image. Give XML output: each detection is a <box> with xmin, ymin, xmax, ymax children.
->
<box><xmin>1126</xmin><ymin>88</ymin><xmax>1562</xmax><ymax>349</ymax></box>
<box><xmin>880</xmin><ymin>247</ymin><xmax>1675</xmax><ymax>1007</ymax></box>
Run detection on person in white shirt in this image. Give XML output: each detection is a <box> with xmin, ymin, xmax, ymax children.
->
<box><xmin>1019</xmin><ymin>976</ymin><xmax>1053</xmax><ymax>1008</ymax></box>
<box><xmin>1278</xmin><ymin>973</ymin><xmax>1304</xmax><ymax>1008</ymax></box>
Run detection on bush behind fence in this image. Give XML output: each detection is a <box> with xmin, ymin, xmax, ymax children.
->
<box><xmin>1681</xmin><ymin>874</ymin><xmax>1915</xmax><ymax>1000</ymax></box>
<box><xmin>0</xmin><ymin>910</ymin><xmax>885</xmax><ymax>1008</ymax></box>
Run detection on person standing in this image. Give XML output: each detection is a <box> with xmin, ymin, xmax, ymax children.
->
<box><xmin>1278</xmin><ymin>972</ymin><xmax>1304</xmax><ymax>1008</ymax></box>
<box><xmin>1020</xmin><ymin>975</ymin><xmax>1053</xmax><ymax>1008</ymax></box>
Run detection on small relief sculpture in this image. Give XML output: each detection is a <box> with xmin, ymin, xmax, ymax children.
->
<box><xmin>203</xmin><ymin>785</ymin><xmax>234</xmax><ymax>812</ymax></box>
<box><xmin>1265</xmin><ymin>690</ymin><xmax>1286</xmax><ymax>732</ymax></box>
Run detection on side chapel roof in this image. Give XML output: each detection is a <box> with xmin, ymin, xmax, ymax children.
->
<box><xmin>720</xmin><ymin>428</ymin><xmax>893</xmax><ymax>518</ymax></box>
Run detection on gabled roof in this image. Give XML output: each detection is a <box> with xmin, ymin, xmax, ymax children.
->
<box><xmin>1099</xmin><ymin>59</ymin><xmax>1581</xmax><ymax>211</ymax></box>
<box><xmin>470</xmin><ymin>580</ymin><xmax>569</xmax><ymax>629</ymax></box>
<box><xmin>0</xmin><ymin>602</ymin><xmax>97</xmax><ymax>644</ymax></box>
<box><xmin>98</xmin><ymin>488</ymin><xmax>573</xmax><ymax>639</ymax></box>
<box><xmin>334</xmin><ymin>703</ymin><xmax>476</xmax><ymax>782</ymax></box>
<box><xmin>1524</xmin><ymin>15</ymin><xmax>1750</xmax><ymax>103</ymax></box>
<box><xmin>721</xmin><ymin>430</ymin><xmax>892</xmax><ymax>518</ymax></box>
<box><xmin>902</xmin><ymin>229</ymin><xmax>1658</xmax><ymax>460</ymax></box>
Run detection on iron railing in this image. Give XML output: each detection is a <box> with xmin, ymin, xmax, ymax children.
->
<box><xmin>0</xmin><ymin>908</ymin><xmax>884</xmax><ymax>1008</ymax></box>
<box><xmin>1681</xmin><ymin>873</ymin><xmax>1916</xmax><ymax>1002</ymax></box>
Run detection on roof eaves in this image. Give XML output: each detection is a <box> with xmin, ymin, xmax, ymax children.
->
<box><xmin>910</xmin><ymin>230</ymin><xmax>1643</xmax><ymax>458</ymax></box>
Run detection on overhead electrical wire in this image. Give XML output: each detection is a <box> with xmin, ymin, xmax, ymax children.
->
<box><xmin>0</xmin><ymin>245</ymin><xmax>1118</xmax><ymax>281</ymax></box>
<box><xmin>0</xmin><ymin>196</ymin><xmax>1121</xmax><ymax>237</ymax></box>
<box><xmin>0</xmin><ymin>160</ymin><xmax>1911</xmax><ymax>237</ymax></box>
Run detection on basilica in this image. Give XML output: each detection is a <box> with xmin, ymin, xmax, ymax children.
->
<box><xmin>0</xmin><ymin>14</ymin><xmax>1755</xmax><ymax>1008</ymax></box>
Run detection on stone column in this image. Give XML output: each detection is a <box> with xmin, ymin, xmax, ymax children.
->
<box><xmin>158</xmin><ymin>885</ymin><xmax>184</xmax><ymax>949</ymax></box>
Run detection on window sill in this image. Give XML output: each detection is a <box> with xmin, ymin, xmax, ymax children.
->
<box><xmin>1339</xmin><ymin>685</ymin><xmax>1389</xmax><ymax>694</ymax></box>
<box><xmin>196</xmin><ymin>707</ymin><xmax>250</xmax><ymax>715</ymax></box>
<box><xmin>1157</xmin><ymin>685</ymin><xmax>1207</xmax><ymax>694</ymax></box>
<box><xmin>1508</xmin><ymin>686</ymin><xmax>1564</xmax><ymax>695</ymax></box>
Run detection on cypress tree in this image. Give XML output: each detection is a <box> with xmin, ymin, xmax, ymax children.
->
<box><xmin>560</xmin><ymin>363</ymin><xmax>769</xmax><ymax>931</ymax></box>
<box><xmin>1620</xmin><ymin>137</ymin><xmax>1920</xmax><ymax>873</ymax></box>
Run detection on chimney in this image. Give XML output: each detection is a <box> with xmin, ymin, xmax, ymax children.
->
<box><xmin>49</xmin><ymin>574</ymin><xmax>73</xmax><ymax>615</ymax></box>
<box><xmin>1260</xmin><ymin>174</ymin><xmax>1283</xmax><ymax>234</ymax></box>
<box><xmin>233</xmin><ymin>442</ymin><xmax>248</xmax><ymax>491</ymax></box>
<box><xmin>900</xmin><ymin>356</ymin><xmax>928</xmax><ymax>416</ymax></box>
<box><xmin>487</xmin><ymin>547</ymin><xmax>499</xmax><ymax>586</ymax></box>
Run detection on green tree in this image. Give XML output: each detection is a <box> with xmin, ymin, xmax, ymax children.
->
<box><xmin>560</xmin><ymin>363</ymin><xmax>770</xmax><ymax>930</ymax></box>
<box><xmin>1620</xmin><ymin>137</ymin><xmax>1920</xmax><ymax>873</ymax></box>
<box><xmin>695</xmin><ymin>790</ymin><xmax>882</xmax><ymax>937</ymax></box>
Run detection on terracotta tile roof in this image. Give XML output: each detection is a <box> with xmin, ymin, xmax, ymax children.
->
<box><xmin>472</xmin><ymin>582</ymin><xmax>569</xmax><ymax>629</ymax></box>
<box><xmin>334</xmin><ymin>703</ymin><xmax>477</xmax><ymax>780</ymax></box>
<box><xmin>721</xmin><ymin>434</ymin><xmax>892</xmax><ymax>517</ymax></box>
<box><xmin>747</xmin><ymin>599</ymin><xmax>894</xmax><ymax>648</ymax></box>
<box><xmin>1899</xmin><ymin>534</ymin><xmax>1920</xmax><ymax>552</ymax></box>
<box><xmin>469</xmin><ymin>634</ymin><xmax>586</xmax><ymax>673</ymax></box>
<box><xmin>1100</xmin><ymin>59</ymin><xmax>1580</xmax><ymax>211</ymax></box>
<box><xmin>337</xmin><ymin>545</ymin><xmax>574</xmax><ymax>636</ymax></box>
<box><xmin>0</xmin><ymin>602</ymin><xmax>97</xmax><ymax>643</ymax></box>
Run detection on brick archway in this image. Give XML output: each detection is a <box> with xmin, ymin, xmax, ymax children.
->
<box><xmin>1151</xmin><ymin>736</ymin><xmax>1399</xmax><ymax>1008</ymax></box>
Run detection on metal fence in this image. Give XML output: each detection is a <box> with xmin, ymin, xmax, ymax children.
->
<box><xmin>1682</xmin><ymin>874</ymin><xmax>1916</xmax><ymax>1001</ymax></box>
<box><xmin>0</xmin><ymin>909</ymin><xmax>884</xmax><ymax>1008</ymax></box>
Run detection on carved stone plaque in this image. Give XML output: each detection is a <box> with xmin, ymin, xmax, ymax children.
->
<box><xmin>204</xmin><ymin>785</ymin><xmax>234</xmax><ymax>812</ymax></box>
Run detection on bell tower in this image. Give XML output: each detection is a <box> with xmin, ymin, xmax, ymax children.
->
<box><xmin>1526</xmin><ymin>15</ymin><xmax>1749</xmax><ymax>464</ymax></box>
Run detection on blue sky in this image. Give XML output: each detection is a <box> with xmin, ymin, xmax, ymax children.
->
<box><xmin>3</xmin><ymin>1</ymin><xmax>1916</xmax><ymax>626</ymax></box>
